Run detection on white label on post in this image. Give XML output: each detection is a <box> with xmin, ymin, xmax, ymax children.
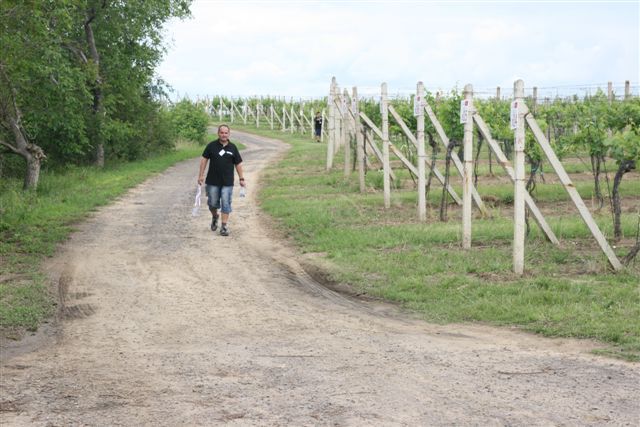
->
<box><xmin>459</xmin><ymin>99</ymin><xmax>469</xmax><ymax>123</ymax></box>
<box><xmin>510</xmin><ymin>101</ymin><xmax>518</xmax><ymax>130</ymax></box>
<box><xmin>414</xmin><ymin>95</ymin><xmax>423</xmax><ymax>117</ymax></box>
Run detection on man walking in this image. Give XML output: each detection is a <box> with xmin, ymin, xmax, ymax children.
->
<box><xmin>313</xmin><ymin>111</ymin><xmax>323</xmax><ymax>142</ymax></box>
<box><xmin>198</xmin><ymin>124</ymin><xmax>245</xmax><ymax>236</ymax></box>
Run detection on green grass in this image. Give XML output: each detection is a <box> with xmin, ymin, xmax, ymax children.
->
<box><xmin>0</xmin><ymin>141</ymin><xmax>203</xmax><ymax>338</ymax></box>
<box><xmin>223</xmin><ymin>122</ymin><xmax>640</xmax><ymax>362</ymax></box>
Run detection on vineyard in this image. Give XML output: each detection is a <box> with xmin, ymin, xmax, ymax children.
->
<box><xmin>206</xmin><ymin>78</ymin><xmax>639</xmax><ymax>274</ymax></box>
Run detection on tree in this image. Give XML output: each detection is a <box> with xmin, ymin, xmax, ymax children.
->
<box><xmin>605</xmin><ymin>98</ymin><xmax>640</xmax><ymax>241</ymax></box>
<box><xmin>170</xmin><ymin>99</ymin><xmax>209</xmax><ymax>143</ymax></box>
<box><xmin>0</xmin><ymin>1</ymin><xmax>83</xmax><ymax>189</ymax></box>
<box><xmin>65</xmin><ymin>0</ymin><xmax>192</xmax><ymax>166</ymax></box>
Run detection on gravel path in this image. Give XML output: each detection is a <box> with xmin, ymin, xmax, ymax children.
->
<box><xmin>1</xmin><ymin>131</ymin><xmax>638</xmax><ymax>426</ymax></box>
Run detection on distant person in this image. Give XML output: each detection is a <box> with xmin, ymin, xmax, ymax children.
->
<box><xmin>197</xmin><ymin>124</ymin><xmax>245</xmax><ymax>236</ymax></box>
<box><xmin>314</xmin><ymin>111</ymin><xmax>323</xmax><ymax>142</ymax></box>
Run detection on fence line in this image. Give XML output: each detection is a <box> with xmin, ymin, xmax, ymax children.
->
<box><xmin>323</xmin><ymin>77</ymin><xmax>622</xmax><ymax>275</ymax></box>
<box><xmin>204</xmin><ymin>78</ymin><xmax>631</xmax><ymax>274</ymax></box>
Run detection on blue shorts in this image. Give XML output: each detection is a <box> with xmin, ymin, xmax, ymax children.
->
<box><xmin>206</xmin><ymin>185</ymin><xmax>233</xmax><ymax>214</ymax></box>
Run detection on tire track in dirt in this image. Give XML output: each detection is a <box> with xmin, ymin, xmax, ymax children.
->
<box><xmin>1</xmin><ymin>130</ymin><xmax>638</xmax><ymax>426</ymax></box>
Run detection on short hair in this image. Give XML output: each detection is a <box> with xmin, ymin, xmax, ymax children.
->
<box><xmin>218</xmin><ymin>124</ymin><xmax>230</xmax><ymax>132</ymax></box>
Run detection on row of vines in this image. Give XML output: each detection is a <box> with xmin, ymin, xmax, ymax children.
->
<box><xmin>204</xmin><ymin>88</ymin><xmax>639</xmax><ymax>263</ymax></box>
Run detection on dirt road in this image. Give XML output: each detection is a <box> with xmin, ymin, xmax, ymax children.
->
<box><xmin>1</xmin><ymin>131</ymin><xmax>639</xmax><ymax>426</ymax></box>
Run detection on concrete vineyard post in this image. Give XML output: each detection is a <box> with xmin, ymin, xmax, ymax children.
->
<box><xmin>230</xmin><ymin>99</ymin><xmax>235</xmax><ymax>123</ymax></box>
<box><xmin>513</xmin><ymin>80</ymin><xmax>526</xmax><ymax>275</ymax></box>
<box><xmin>270</xmin><ymin>105</ymin><xmax>274</xmax><ymax>130</ymax></box>
<box><xmin>290</xmin><ymin>105</ymin><xmax>294</xmax><ymax>134</ymax></box>
<box><xmin>416</xmin><ymin>81</ymin><xmax>427</xmax><ymax>221</ymax></box>
<box><xmin>344</xmin><ymin>89</ymin><xmax>350</xmax><ymax>177</ymax></box>
<box><xmin>625</xmin><ymin>80</ymin><xmax>631</xmax><ymax>100</ymax></box>
<box><xmin>353</xmin><ymin>87</ymin><xmax>365</xmax><ymax>193</ymax></box>
<box><xmin>327</xmin><ymin>77</ymin><xmax>336</xmax><ymax>170</ymax></box>
<box><xmin>381</xmin><ymin>82</ymin><xmax>391</xmax><ymax>209</ymax></box>
<box><xmin>462</xmin><ymin>84</ymin><xmax>474</xmax><ymax>249</ymax></box>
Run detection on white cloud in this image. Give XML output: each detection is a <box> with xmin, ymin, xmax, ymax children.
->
<box><xmin>157</xmin><ymin>0</ymin><xmax>639</xmax><ymax>99</ymax></box>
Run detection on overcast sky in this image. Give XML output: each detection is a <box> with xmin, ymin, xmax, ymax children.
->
<box><xmin>157</xmin><ymin>0</ymin><xmax>640</xmax><ymax>100</ymax></box>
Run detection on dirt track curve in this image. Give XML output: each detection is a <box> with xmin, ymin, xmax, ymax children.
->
<box><xmin>1</xmin><ymin>131</ymin><xmax>639</xmax><ymax>426</ymax></box>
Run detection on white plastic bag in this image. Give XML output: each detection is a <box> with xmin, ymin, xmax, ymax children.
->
<box><xmin>192</xmin><ymin>184</ymin><xmax>202</xmax><ymax>217</ymax></box>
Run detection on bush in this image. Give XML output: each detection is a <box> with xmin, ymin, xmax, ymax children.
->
<box><xmin>169</xmin><ymin>99</ymin><xmax>209</xmax><ymax>143</ymax></box>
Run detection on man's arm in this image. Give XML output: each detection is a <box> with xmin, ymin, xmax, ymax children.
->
<box><xmin>198</xmin><ymin>157</ymin><xmax>208</xmax><ymax>185</ymax></box>
<box><xmin>236</xmin><ymin>163</ymin><xmax>245</xmax><ymax>186</ymax></box>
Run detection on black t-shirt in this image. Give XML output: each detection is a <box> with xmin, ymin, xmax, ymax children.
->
<box><xmin>314</xmin><ymin>116</ymin><xmax>323</xmax><ymax>129</ymax></box>
<box><xmin>202</xmin><ymin>139</ymin><xmax>242</xmax><ymax>186</ymax></box>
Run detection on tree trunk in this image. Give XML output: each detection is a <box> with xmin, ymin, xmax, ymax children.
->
<box><xmin>85</xmin><ymin>8</ymin><xmax>105</xmax><ymax>168</ymax></box>
<box><xmin>24</xmin><ymin>151</ymin><xmax>42</xmax><ymax>190</ymax></box>
<box><xmin>425</xmin><ymin>132</ymin><xmax>437</xmax><ymax>203</ymax></box>
<box><xmin>0</xmin><ymin>117</ymin><xmax>46</xmax><ymax>190</ymax></box>
<box><xmin>488</xmin><ymin>150</ymin><xmax>493</xmax><ymax>176</ymax></box>
<box><xmin>440</xmin><ymin>140</ymin><xmax>460</xmax><ymax>222</ymax></box>
<box><xmin>590</xmin><ymin>154</ymin><xmax>604</xmax><ymax>210</ymax></box>
<box><xmin>474</xmin><ymin>130</ymin><xmax>483</xmax><ymax>187</ymax></box>
<box><xmin>0</xmin><ymin>62</ymin><xmax>46</xmax><ymax>190</ymax></box>
<box><xmin>95</xmin><ymin>141</ymin><xmax>104</xmax><ymax>167</ymax></box>
<box><xmin>612</xmin><ymin>159</ymin><xmax>636</xmax><ymax>240</ymax></box>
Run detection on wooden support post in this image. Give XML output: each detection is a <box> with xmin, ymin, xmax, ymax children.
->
<box><xmin>282</xmin><ymin>106</ymin><xmax>286</xmax><ymax>131</ymax></box>
<box><xmin>326</xmin><ymin>78</ymin><xmax>336</xmax><ymax>170</ymax></box>
<box><xmin>513</xmin><ymin>79</ymin><xmax>527</xmax><ymax>275</ymax></box>
<box><xmin>333</xmin><ymin>90</ymin><xmax>344</xmax><ymax>156</ymax></box>
<box><xmin>256</xmin><ymin>104</ymin><xmax>260</xmax><ymax>128</ymax></box>
<box><xmin>625</xmin><ymin>80</ymin><xmax>631</xmax><ymax>100</ymax></box>
<box><xmin>360</xmin><ymin>112</ymin><xmax>417</xmax><ymax>178</ymax></box>
<box><xmin>388</xmin><ymin>106</ymin><xmax>418</xmax><ymax>149</ymax></box>
<box><xmin>290</xmin><ymin>106</ymin><xmax>295</xmax><ymax>134</ymax></box>
<box><xmin>496</xmin><ymin>86</ymin><xmax>501</xmax><ymax>100</ymax></box>
<box><xmin>219</xmin><ymin>98</ymin><xmax>223</xmax><ymax>121</ymax></box>
<box><xmin>366</xmin><ymin>128</ymin><xmax>393</xmax><ymax>177</ymax></box>
<box><xmin>270</xmin><ymin>105</ymin><xmax>274</xmax><ymax>130</ymax></box>
<box><xmin>381</xmin><ymin>82</ymin><xmax>391</xmax><ymax>209</ymax></box>
<box><xmin>462</xmin><ymin>84</ymin><xmax>474</xmax><ymax>249</ymax></box>
<box><xmin>242</xmin><ymin>102</ymin><xmax>247</xmax><ymax>125</ymax></box>
<box><xmin>364</xmin><ymin>127</ymin><xmax>372</xmax><ymax>171</ymax></box>
<box><xmin>524</xmin><ymin>112</ymin><xmax>623</xmax><ymax>271</ymax></box>
<box><xmin>344</xmin><ymin>89</ymin><xmax>351</xmax><ymax>177</ymax></box>
<box><xmin>297</xmin><ymin>107</ymin><xmax>306</xmax><ymax>134</ymax></box>
<box><xmin>423</xmin><ymin>103</ymin><xmax>485</xmax><ymax>212</ymax></box>
<box><xmin>473</xmin><ymin>114</ymin><xmax>559</xmax><ymax>245</ymax></box>
<box><xmin>305</xmin><ymin>107</ymin><xmax>313</xmax><ymax>134</ymax></box>
<box><xmin>334</xmin><ymin>90</ymin><xmax>342</xmax><ymax>154</ymax></box>
<box><xmin>353</xmin><ymin>87</ymin><xmax>365</xmax><ymax>193</ymax></box>
<box><xmin>532</xmin><ymin>86</ymin><xmax>538</xmax><ymax>113</ymax></box>
<box><xmin>607</xmin><ymin>82</ymin><xmax>613</xmax><ymax>104</ymax></box>
<box><xmin>416</xmin><ymin>81</ymin><xmax>427</xmax><ymax>221</ymax></box>
<box><xmin>230</xmin><ymin>99</ymin><xmax>235</xmax><ymax>123</ymax></box>
<box><xmin>320</xmin><ymin>108</ymin><xmax>326</xmax><ymax>142</ymax></box>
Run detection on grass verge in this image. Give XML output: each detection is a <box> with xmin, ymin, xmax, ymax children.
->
<box><xmin>226</xmin><ymin>122</ymin><xmax>640</xmax><ymax>362</ymax></box>
<box><xmin>0</xmin><ymin>142</ymin><xmax>203</xmax><ymax>339</ymax></box>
